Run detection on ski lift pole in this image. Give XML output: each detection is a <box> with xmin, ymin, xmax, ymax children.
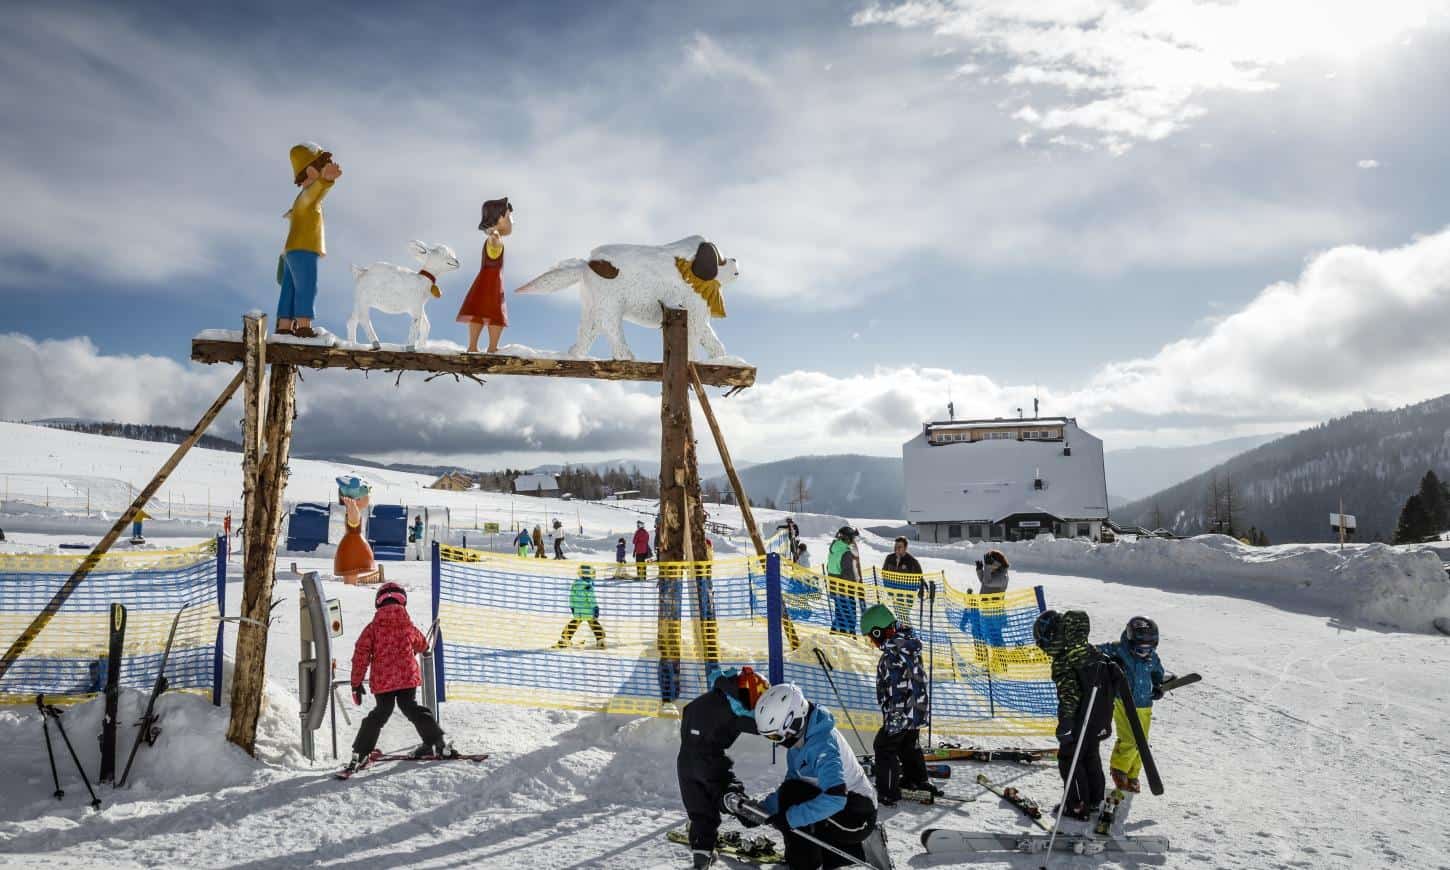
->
<box><xmin>811</xmin><ymin>647</ymin><xmax>872</xmax><ymax>768</ymax></box>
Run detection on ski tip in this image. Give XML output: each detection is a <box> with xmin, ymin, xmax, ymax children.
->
<box><xmin>920</xmin><ymin>829</ymin><xmax>936</xmax><ymax>848</ymax></box>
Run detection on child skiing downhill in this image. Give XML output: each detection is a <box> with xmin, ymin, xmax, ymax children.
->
<box><xmin>346</xmin><ymin>583</ymin><xmax>449</xmax><ymax>773</ymax></box>
<box><xmin>861</xmin><ymin>603</ymin><xmax>941</xmax><ymax>806</ymax></box>
<box><xmin>553</xmin><ymin>564</ymin><xmax>605</xmax><ymax>649</ymax></box>
<box><xmin>1033</xmin><ymin>609</ymin><xmax>1119</xmax><ymax>820</ymax></box>
<box><xmin>725</xmin><ymin>683</ymin><xmax>880</xmax><ymax>870</ymax></box>
<box><xmin>677</xmin><ymin>666</ymin><xmax>770</xmax><ymax>869</ymax></box>
<box><xmin>1099</xmin><ymin>616</ymin><xmax>1166</xmax><ymax>794</ymax></box>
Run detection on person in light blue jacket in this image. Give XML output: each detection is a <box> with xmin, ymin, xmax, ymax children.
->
<box><xmin>728</xmin><ymin>683</ymin><xmax>878</xmax><ymax>869</ymax></box>
<box><xmin>1098</xmin><ymin>616</ymin><xmax>1166</xmax><ymax>793</ymax></box>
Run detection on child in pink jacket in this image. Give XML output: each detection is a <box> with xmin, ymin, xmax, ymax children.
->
<box><xmin>346</xmin><ymin>582</ymin><xmax>449</xmax><ymax>771</ymax></box>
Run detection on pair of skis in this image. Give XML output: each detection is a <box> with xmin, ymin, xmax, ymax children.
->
<box><xmin>335</xmin><ymin>748</ymin><xmax>490</xmax><ymax>780</ymax></box>
<box><xmin>921</xmin><ymin>829</ymin><xmax>1170</xmax><ymax>856</ymax></box>
<box><xmin>665</xmin><ymin>829</ymin><xmax>785</xmax><ymax>866</ymax></box>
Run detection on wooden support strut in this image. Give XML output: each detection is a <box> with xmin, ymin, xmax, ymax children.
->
<box><xmin>688</xmin><ymin>363</ymin><xmax>766</xmax><ymax>557</ymax></box>
<box><xmin>226</xmin><ymin>314</ymin><xmax>299</xmax><ymax>755</ymax></box>
<box><xmin>0</xmin><ymin>368</ymin><xmax>245</xmax><ymax>683</ymax></box>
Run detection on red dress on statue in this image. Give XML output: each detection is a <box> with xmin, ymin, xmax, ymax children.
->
<box><xmin>455</xmin><ymin>245</ymin><xmax>508</xmax><ymax>326</ymax></box>
<box><xmin>335</xmin><ymin>516</ymin><xmax>376</xmax><ymax>582</ymax></box>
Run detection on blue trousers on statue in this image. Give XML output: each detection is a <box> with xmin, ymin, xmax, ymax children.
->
<box><xmin>277</xmin><ymin>250</ymin><xmax>319</xmax><ymax>321</ymax></box>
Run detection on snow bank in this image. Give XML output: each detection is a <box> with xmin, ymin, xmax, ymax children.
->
<box><xmin>901</xmin><ymin>533</ymin><xmax>1450</xmax><ymax>633</ymax></box>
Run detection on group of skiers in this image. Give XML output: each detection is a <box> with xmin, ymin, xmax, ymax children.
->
<box><xmin>1034</xmin><ymin>609</ymin><xmax>1170</xmax><ymax>817</ymax></box>
<box><xmin>512</xmin><ymin>519</ymin><xmax>568</xmax><ymax>559</ymax></box>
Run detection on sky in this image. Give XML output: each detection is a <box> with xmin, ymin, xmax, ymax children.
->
<box><xmin>3</xmin><ymin>0</ymin><xmax>1450</xmax><ymax>472</ymax></box>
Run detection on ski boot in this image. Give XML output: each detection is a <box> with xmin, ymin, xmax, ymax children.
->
<box><xmin>904</xmin><ymin>779</ymin><xmax>945</xmax><ymax>798</ymax></box>
<box><xmin>691</xmin><ymin>849</ymin><xmax>715</xmax><ymax>869</ymax></box>
<box><xmin>1110</xmin><ymin>768</ymin><xmax>1131</xmax><ymax>791</ymax></box>
<box><xmin>1125</xmin><ymin>776</ymin><xmax>1142</xmax><ymax>794</ymax></box>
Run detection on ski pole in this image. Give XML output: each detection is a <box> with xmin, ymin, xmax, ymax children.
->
<box><xmin>1041</xmin><ymin>683</ymin><xmax>1099</xmax><ymax>869</ymax></box>
<box><xmin>38</xmin><ymin>696</ymin><xmax>101</xmax><ymax>809</ymax></box>
<box><xmin>39</xmin><ymin>696</ymin><xmax>63</xmax><ymax>800</ymax></box>
<box><xmin>734</xmin><ymin>798</ymin><xmax>876</xmax><ymax>870</ymax></box>
<box><xmin>811</xmin><ymin>647</ymin><xmax>872</xmax><ymax>764</ymax></box>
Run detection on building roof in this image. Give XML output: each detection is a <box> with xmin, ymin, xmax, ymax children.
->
<box><xmin>513</xmin><ymin>473</ymin><xmax>560</xmax><ymax>492</ymax></box>
<box><xmin>429</xmin><ymin>471</ymin><xmax>473</xmax><ymax>490</ymax></box>
<box><xmin>902</xmin><ymin>420</ymin><xmax>1108</xmax><ymax>523</ymax></box>
<box><xmin>925</xmin><ymin>416</ymin><xmax>1072</xmax><ymax>432</ymax></box>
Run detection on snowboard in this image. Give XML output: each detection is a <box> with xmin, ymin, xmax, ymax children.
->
<box><xmin>920</xmin><ymin>828</ymin><xmax>1171</xmax><ymax>855</ymax></box>
<box><xmin>1158</xmin><ymin>672</ymin><xmax>1201</xmax><ymax>693</ymax></box>
<box><xmin>925</xmin><ymin>763</ymin><xmax>951</xmax><ymax>779</ymax></box>
<box><xmin>666</xmin><ymin>829</ymin><xmax>785</xmax><ymax>865</ymax></box>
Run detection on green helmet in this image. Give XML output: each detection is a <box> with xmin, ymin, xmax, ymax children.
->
<box><xmin>861</xmin><ymin>604</ymin><xmax>897</xmax><ymax>637</ymax></box>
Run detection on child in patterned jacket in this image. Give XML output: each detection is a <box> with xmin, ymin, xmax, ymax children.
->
<box><xmin>862</xmin><ymin>603</ymin><xmax>940</xmax><ymax>805</ymax></box>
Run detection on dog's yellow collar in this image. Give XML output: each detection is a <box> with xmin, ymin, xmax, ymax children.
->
<box><xmin>674</xmin><ymin>257</ymin><xmax>726</xmax><ymax>318</ymax></box>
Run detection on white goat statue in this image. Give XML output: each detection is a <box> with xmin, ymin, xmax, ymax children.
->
<box><xmin>348</xmin><ymin>241</ymin><xmax>460</xmax><ymax>350</ymax></box>
<box><xmin>515</xmin><ymin>235</ymin><xmax>739</xmax><ymax>362</ymax></box>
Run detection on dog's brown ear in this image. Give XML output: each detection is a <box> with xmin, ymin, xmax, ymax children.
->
<box><xmin>691</xmin><ymin>242</ymin><xmax>720</xmax><ymax>281</ymax></box>
<box><xmin>588</xmin><ymin>259</ymin><xmax>619</xmax><ymax>279</ymax></box>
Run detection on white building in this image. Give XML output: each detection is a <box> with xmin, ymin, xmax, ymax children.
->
<box><xmin>902</xmin><ymin>416</ymin><xmax>1109</xmax><ymax>543</ymax></box>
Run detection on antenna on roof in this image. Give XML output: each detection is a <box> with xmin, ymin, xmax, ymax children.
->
<box><xmin>1017</xmin><ymin>406</ymin><xmax>1023</xmax><ymax>420</ymax></box>
<box><xmin>947</xmin><ymin>386</ymin><xmax>955</xmax><ymax>421</ymax></box>
<box><xmin>1034</xmin><ymin>393</ymin><xmax>1039</xmax><ymax>419</ymax></box>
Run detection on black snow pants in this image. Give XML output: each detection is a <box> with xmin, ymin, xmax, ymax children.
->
<box><xmin>1058</xmin><ymin>733</ymin><xmax>1105</xmax><ymax>813</ymax></box>
<box><xmin>872</xmin><ymin>727</ymin><xmax>929</xmax><ymax>800</ymax></box>
<box><xmin>775</xmin><ymin>779</ymin><xmax>876</xmax><ymax>870</ymax></box>
<box><xmin>352</xmin><ymin>687</ymin><xmax>444</xmax><ymax>756</ymax></box>
<box><xmin>679</xmin><ymin>757</ymin><xmax>741</xmax><ymax>851</ymax></box>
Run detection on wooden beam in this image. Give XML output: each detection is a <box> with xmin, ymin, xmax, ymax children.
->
<box><xmin>658</xmin><ymin>308</ymin><xmax>695</xmax><ymax>564</ymax></box>
<box><xmin>191</xmin><ymin>337</ymin><xmax>756</xmax><ymax>388</ymax></box>
<box><xmin>689</xmin><ymin>364</ymin><xmax>767</xmax><ymax>558</ymax></box>
<box><xmin>0</xmin><ymin>367</ymin><xmax>245</xmax><ymax>682</ymax></box>
<box><xmin>227</xmin><ymin>315</ymin><xmax>300</xmax><ymax>755</ymax></box>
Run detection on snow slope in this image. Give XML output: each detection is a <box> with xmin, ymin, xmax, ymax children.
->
<box><xmin>5</xmin><ymin>423</ymin><xmax>1450</xmax><ymax>867</ymax></box>
<box><xmin>3</xmin><ymin>548</ymin><xmax>1448</xmax><ymax>868</ymax></box>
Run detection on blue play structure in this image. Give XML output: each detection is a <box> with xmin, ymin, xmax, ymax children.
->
<box><xmin>285</xmin><ymin>502</ymin><xmax>331</xmax><ymax>552</ymax></box>
<box><xmin>368</xmin><ymin>504</ymin><xmax>408</xmax><ymax>561</ymax></box>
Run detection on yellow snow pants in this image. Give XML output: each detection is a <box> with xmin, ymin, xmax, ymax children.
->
<box><xmin>1110</xmin><ymin>701</ymin><xmax>1153</xmax><ymax>778</ymax></box>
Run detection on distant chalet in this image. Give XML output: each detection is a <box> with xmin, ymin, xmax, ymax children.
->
<box><xmin>513</xmin><ymin>473</ymin><xmax>560</xmax><ymax>497</ymax></box>
<box><xmin>903</xmin><ymin>416</ymin><xmax>1109</xmax><ymax>544</ymax></box>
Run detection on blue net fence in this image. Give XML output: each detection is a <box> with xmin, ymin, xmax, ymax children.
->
<box><xmin>434</xmin><ymin>545</ymin><xmax>1055</xmax><ymax>738</ymax></box>
<box><xmin>0</xmin><ymin>539</ymin><xmax>224</xmax><ymax>705</ymax></box>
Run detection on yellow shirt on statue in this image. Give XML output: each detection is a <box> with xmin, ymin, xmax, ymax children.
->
<box><xmin>283</xmin><ymin>179</ymin><xmax>334</xmax><ymax>255</ymax></box>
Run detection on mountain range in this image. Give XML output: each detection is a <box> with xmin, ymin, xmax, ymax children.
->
<box><xmin>1117</xmin><ymin>394</ymin><xmax>1450</xmax><ymax>543</ymax></box>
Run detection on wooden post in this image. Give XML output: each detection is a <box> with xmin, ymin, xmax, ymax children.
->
<box><xmin>658</xmin><ymin>307</ymin><xmax>699</xmax><ymax>564</ymax></box>
<box><xmin>0</xmin><ymin>368</ymin><xmax>244</xmax><ymax>682</ymax></box>
<box><xmin>227</xmin><ymin>312</ymin><xmax>300</xmax><ymax>755</ymax></box>
<box><xmin>689</xmin><ymin>364</ymin><xmax>766</xmax><ymax>557</ymax></box>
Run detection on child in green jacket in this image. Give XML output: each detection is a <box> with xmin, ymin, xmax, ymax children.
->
<box><xmin>554</xmin><ymin>564</ymin><xmax>606</xmax><ymax>649</ymax></box>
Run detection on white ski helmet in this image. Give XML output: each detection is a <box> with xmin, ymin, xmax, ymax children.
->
<box><xmin>754</xmin><ymin>682</ymin><xmax>810</xmax><ymax>745</ymax></box>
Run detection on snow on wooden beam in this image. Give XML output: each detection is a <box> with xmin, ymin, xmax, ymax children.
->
<box><xmin>190</xmin><ymin>336</ymin><xmax>756</xmax><ymax>388</ymax></box>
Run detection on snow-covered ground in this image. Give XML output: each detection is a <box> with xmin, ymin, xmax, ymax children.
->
<box><xmin>4</xmin><ymin>423</ymin><xmax>1450</xmax><ymax>868</ymax></box>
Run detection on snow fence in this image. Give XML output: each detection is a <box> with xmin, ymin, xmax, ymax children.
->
<box><xmin>434</xmin><ymin>544</ymin><xmax>1055</xmax><ymax>738</ymax></box>
<box><xmin>0</xmin><ymin>537</ymin><xmax>224</xmax><ymax>704</ymax></box>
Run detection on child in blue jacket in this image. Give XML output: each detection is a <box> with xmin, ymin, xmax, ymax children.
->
<box><xmin>1098</xmin><ymin>615</ymin><xmax>1166</xmax><ymax>793</ymax></box>
<box><xmin>728</xmin><ymin>683</ymin><xmax>879</xmax><ymax>870</ymax></box>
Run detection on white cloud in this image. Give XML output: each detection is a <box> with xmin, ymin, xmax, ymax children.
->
<box><xmin>686</xmin><ymin>33</ymin><xmax>772</xmax><ymax>88</ymax></box>
<box><xmin>1358</xmin><ymin>159</ymin><xmax>1381</xmax><ymax>169</ymax></box>
<box><xmin>10</xmin><ymin>227</ymin><xmax>1450</xmax><ymax>460</ymax></box>
<box><xmin>855</xmin><ymin>0</ymin><xmax>1450</xmax><ymax>149</ymax></box>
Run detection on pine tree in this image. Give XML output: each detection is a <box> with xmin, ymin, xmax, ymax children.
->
<box><xmin>1394</xmin><ymin>493</ymin><xmax>1433</xmax><ymax>544</ymax></box>
<box><xmin>1417</xmin><ymin>470</ymin><xmax>1450</xmax><ymax>534</ymax></box>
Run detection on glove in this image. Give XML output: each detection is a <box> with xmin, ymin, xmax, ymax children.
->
<box><xmin>1055</xmin><ymin>721</ymin><xmax>1075</xmax><ymax>745</ymax></box>
<box><xmin>723</xmin><ymin>792</ymin><xmax>766</xmax><ymax>828</ymax></box>
<box><xmin>1151</xmin><ymin>685</ymin><xmax>1164</xmax><ymax>701</ymax></box>
<box><xmin>351</xmin><ymin>684</ymin><xmax>364</xmax><ymax>706</ymax></box>
<box><xmin>764</xmin><ymin>812</ymin><xmax>791</xmax><ymax>834</ymax></box>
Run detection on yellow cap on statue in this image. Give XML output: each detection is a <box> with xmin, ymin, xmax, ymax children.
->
<box><xmin>290</xmin><ymin>142</ymin><xmax>324</xmax><ymax>177</ymax></box>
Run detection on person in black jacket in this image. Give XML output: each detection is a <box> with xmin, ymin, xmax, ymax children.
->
<box><xmin>881</xmin><ymin>537</ymin><xmax>922</xmax><ymax>576</ymax></box>
<box><xmin>678</xmin><ymin>666</ymin><xmax>770</xmax><ymax>868</ymax></box>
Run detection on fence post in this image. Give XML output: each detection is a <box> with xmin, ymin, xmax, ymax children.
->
<box><xmin>1034</xmin><ymin>584</ymin><xmax>1047</xmax><ymax>613</ymax></box>
<box><xmin>213</xmin><ymin>534</ymin><xmax>226</xmax><ymax>706</ymax></box>
<box><xmin>431</xmin><ymin>541</ymin><xmax>446</xmax><ymax>704</ymax></box>
<box><xmin>766</xmin><ymin>553</ymin><xmax>784</xmax><ymax>684</ymax></box>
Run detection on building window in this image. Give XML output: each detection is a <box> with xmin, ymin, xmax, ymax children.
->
<box><xmin>990</xmin><ymin>524</ymin><xmax>1006</xmax><ymax>540</ymax></box>
<box><xmin>1077</xmin><ymin>523</ymin><xmax>1091</xmax><ymax>538</ymax></box>
<box><xmin>968</xmin><ymin>523</ymin><xmax>984</xmax><ymax>540</ymax></box>
<box><xmin>948</xmin><ymin>524</ymin><xmax>962</xmax><ymax>541</ymax></box>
